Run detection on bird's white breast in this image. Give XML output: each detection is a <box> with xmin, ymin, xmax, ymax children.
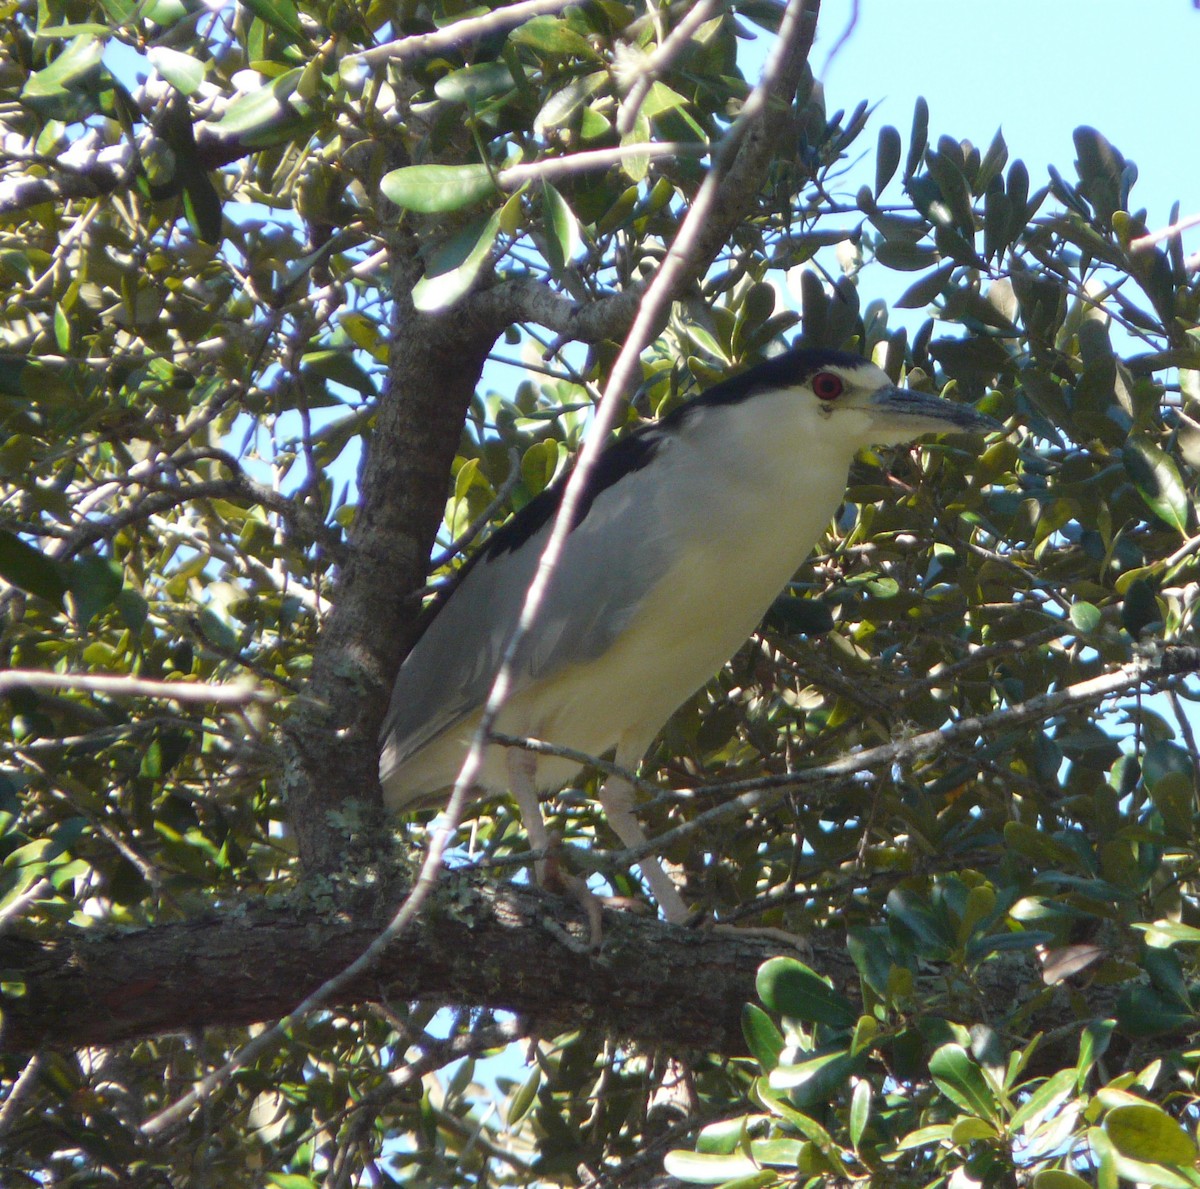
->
<box><xmin>381</xmin><ymin>388</ymin><xmax>860</xmax><ymax>803</ymax></box>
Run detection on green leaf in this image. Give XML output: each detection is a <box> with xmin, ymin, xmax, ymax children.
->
<box><xmin>534</xmin><ymin>71</ymin><xmax>608</xmax><ymax>137</ymax></box>
<box><xmin>520</xmin><ymin>440</ymin><xmax>561</xmax><ymax>495</ymax></box>
<box><xmin>977</xmin><ymin>127</ymin><xmax>1009</xmax><ymax>194</ymax></box>
<box><xmin>1138</xmin><ymin>919</ymin><xmax>1200</xmax><ymax>948</ymax></box>
<box><xmin>1073</xmin><ymin>125</ymin><xmax>1126</xmax><ymax>226</ymax></box>
<box><xmin>956</xmin><ymin>883</ymin><xmax>996</xmax><ymax>945</ymax></box>
<box><xmin>0</xmin><ymin>531</ymin><xmax>67</xmax><ymax>606</ymax></box>
<box><xmin>1068</xmin><ymin>600</ymin><xmax>1102</xmax><ymax>634</ymax></box>
<box><xmin>1115</xmin><ymin>984</ymin><xmax>1195</xmax><ymax>1037</ymax></box>
<box><xmin>749</xmin><ymin>1138</ymin><xmax>803</xmax><ymax>1168</ymax></box>
<box><xmin>412</xmin><ymin>208</ymin><xmax>503</xmax><ymax>312</ymax></box>
<box><xmin>242</xmin><ymin>0</ymin><xmax>307</xmax><ymax>41</ymax></box>
<box><xmin>67</xmin><ymin>556</ymin><xmax>123</xmax><ymax>628</ymax></box>
<box><xmin>434</xmin><ymin>61</ymin><xmax>515</xmax><ymax>104</ymax></box>
<box><xmin>1123</xmin><ymin>435</ymin><xmax>1190</xmax><ymax>533</ymax></box>
<box><xmin>951</xmin><ymin>1117</ymin><xmax>999</xmax><ymax>1144</ymax></box>
<box><xmin>506</xmin><ymin>1065</ymin><xmax>540</xmax><ymax>1126</ymax></box>
<box><xmin>741</xmin><ymin>1003</ymin><xmax>784</xmax><ymax>1073</ymax></box>
<box><xmin>197</xmin><ymin>609</ymin><xmax>238</xmax><ymax>652</ymax></box>
<box><xmin>266</xmin><ymin>1175</ymin><xmax>317</xmax><ymax>1189</ymax></box>
<box><xmin>22</xmin><ymin>35</ymin><xmax>104</xmax><ymax>100</ymax></box>
<box><xmin>640</xmin><ymin>81</ymin><xmax>688</xmax><ymax>120</ymax></box>
<box><xmin>510</xmin><ymin>15</ymin><xmax>595</xmax><ymax>56</ymax></box>
<box><xmin>1107</xmin><ymin>1156</ymin><xmax>1196</xmax><ymax>1189</ymax></box>
<box><xmin>182</xmin><ymin>170</ymin><xmax>223</xmax><ymax>244</ymax></box>
<box><xmin>661</xmin><ymin>1150</ymin><xmax>760</xmax><ymax>1184</ymax></box>
<box><xmin>849</xmin><ymin>1079</ymin><xmax>870</xmax><ymax>1149</ymax></box>
<box><xmin>1120</xmin><ymin>577</ymin><xmax>1160</xmax><ymax>641</ymax></box>
<box><xmin>147</xmin><ymin>45</ymin><xmax>205</xmax><ymax>94</ymax></box>
<box><xmin>1032</xmin><ymin>1172</ymin><xmax>1093</xmax><ymax>1189</ymax></box>
<box><xmin>541</xmin><ymin>183</ymin><xmax>582</xmax><ymax>272</ymax></box>
<box><xmin>214</xmin><ymin>70</ymin><xmax>314</xmax><ymax>146</ymax></box>
<box><xmin>984</xmin><ymin>186</ymin><xmax>1012</xmax><ymax>262</ymax></box>
<box><xmin>875</xmin><ymin>125</ymin><xmax>902</xmax><ymax>196</ymax></box>
<box><xmin>905</xmin><ymin>96</ymin><xmax>929</xmax><ymax>178</ymax></box>
<box><xmin>755</xmin><ymin>957</ymin><xmax>856</xmax><ymax>1028</ymax></box>
<box><xmin>381</xmin><ymin>164</ymin><xmax>496</xmax><ymax>214</ymax></box>
<box><xmin>301</xmin><ymin>349</ymin><xmax>377</xmax><ymax>397</ymax></box>
<box><xmin>1010</xmin><ymin>1068</ymin><xmax>1077</xmax><ymax>1130</ymax></box>
<box><xmin>696</xmin><ymin>1116</ymin><xmax>751</xmax><ymax>1155</ymax></box>
<box><xmin>29</xmin><ymin>21</ymin><xmax>112</xmax><ymax>38</ymax></box>
<box><xmin>875</xmin><ymin>239</ymin><xmax>940</xmax><ymax>272</ymax></box>
<box><xmin>896</xmin><ymin>1123</ymin><xmax>955</xmax><ymax>1151</ymax></box>
<box><xmin>53</xmin><ymin>303</ymin><xmax>70</xmax><ymax>352</ymax></box>
<box><xmin>1077</xmin><ymin>1020</ymin><xmax>1114</xmax><ymax>1086</ymax></box>
<box><xmin>767</xmin><ymin>1050</ymin><xmax>858</xmax><ymax>1106</ymax></box>
<box><xmin>117</xmin><ymin>588</ymin><xmax>149</xmax><ymax>631</ymax></box>
<box><xmin>927</xmin><ymin>1044</ymin><xmax>1000</xmax><ymax>1123</ymax></box>
<box><xmin>1104</xmin><ymin>1103</ymin><xmax>1197</xmax><ymax>1166</ymax></box>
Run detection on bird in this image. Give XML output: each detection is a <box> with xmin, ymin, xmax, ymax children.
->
<box><xmin>379</xmin><ymin>345</ymin><xmax>997</xmax><ymax>924</ymax></box>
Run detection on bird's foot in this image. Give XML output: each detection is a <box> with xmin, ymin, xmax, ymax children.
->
<box><xmin>702</xmin><ymin>918</ymin><xmax>812</xmax><ymax>954</ymax></box>
<box><xmin>539</xmin><ymin>832</ymin><xmax>604</xmax><ymax>949</ymax></box>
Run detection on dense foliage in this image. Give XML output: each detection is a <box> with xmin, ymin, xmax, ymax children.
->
<box><xmin>2</xmin><ymin>0</ymin><xmax>1200</xmax><ymax>1185</ymax></box>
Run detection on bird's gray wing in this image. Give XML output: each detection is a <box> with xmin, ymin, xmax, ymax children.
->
<box><xmin>380</xmin><ymin>451</ymin><xmax>675</xmax><ymax>770</ymax></box>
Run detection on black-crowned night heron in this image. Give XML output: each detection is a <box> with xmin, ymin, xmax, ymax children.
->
<box><xmin>380</xmin><ymin>346</ymin><xmax>995</xmax><ymax>923</ymax></box>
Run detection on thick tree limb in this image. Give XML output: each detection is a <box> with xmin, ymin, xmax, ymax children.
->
<box><xmin>0</xmin><ymin>878</ymin><xmax>790</xmax><ymax>1055</ymax></box>
<box><xmin>0</xmin><ymin>873</ymin><xmax>1074</xmax><ymax>1062</ymax></box>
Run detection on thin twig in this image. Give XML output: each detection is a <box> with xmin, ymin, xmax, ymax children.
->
<box><xmin>1130</xmin><ymin>212</ymin><xmax>1200</xmax><ymax>252</ymax></box>
<box><xmin>616</xmin><ymin>0</ymin><xmax>721</xmax><ymax>136</ymax></box>
<box><xmin>609</xmin><ymin>648</ymin><xmax>1195</xmax><ymax>866</ymax></box>
<box><xmin>0</xmin><ymin>878</ymin><xmax>52</xmax><ymax>935</ymax></box>
<box><xmin>0</xmin><ymin>670</ymin><xmax>266</xmax><ymax>704</ymax></box>
<box><xmin>490</xmin><ymin>732</ymin><xmax>660</xmax><ymax>797</ymax></box>
<box><xmin>0</xmin><ymin>1053</ymin><xmax>44</xmax><ymax>1138</ymax></box>
<box><xmin>818</xmin><ymin>0</ymin><xmax>859</xmax><ymax>77</ymax></box>
<box><xmin>348</xmin><ymin>0</ymin><xmax>575</xmax><ymax>68</ymax></box>
<box><xmin>428</xmin><ymin>447</ymin><xmax>522</xmax><ymax>571</ymax></box>
<box><xmin>497</xmin><ymin>142</ymin><xmax>709</xmax><ymax>189</ymax></box>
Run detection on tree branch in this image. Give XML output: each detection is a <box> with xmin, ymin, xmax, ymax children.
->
<box><xmin>0</xmin><ymin>671</ymin><xmax>265</xmax><ymax>704</ymax></box>
<box><xmin>612</xmin><ymin>644</ymin><xmax>1200</xmax><ymax>867</ymax></box>
<box><xmin>0</xmin><ymin>873</ymin><xmax>1102</xmax><ymax>1068</ymax></box>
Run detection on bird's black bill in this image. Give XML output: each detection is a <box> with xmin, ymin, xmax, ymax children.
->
<box><xmin>870</xmin><ymin>386</ymin><xmax>1002</xmax><ymax>435</ymax></box>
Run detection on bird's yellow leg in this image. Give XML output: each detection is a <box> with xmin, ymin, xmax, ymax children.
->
<box><xmin>506</xmin><ymin>747</ymin><xmax>603</xmax><ymax>946</ymax></box>
<box><xmin>506</xmin><ymin>746</ymin><xmax>551</xmax><ymax>886</ymax></box>
<box><xmin>601</xmin><ymin>762</ymin><xmax>805</xmax><ymax>947</ymax></box>
<box><xmin>598</xmin><ymin>773</ymin><xmax>692</xmax><ymax>925</ymax></box>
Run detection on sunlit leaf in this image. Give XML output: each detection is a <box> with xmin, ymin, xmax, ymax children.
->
<box><xmin>1123</xmin><ymin>435</ymin><xmax>1190</xmax><ymax>533</ymax></box>
<box><xmin>928</xmin><ymin>1044</ymin><xmax>1000</xmax><ymax>1123</ymax></box>
<box><xmin>756</xmin><ymin>957</ymin><xmax>856</xmax><ymax>1028</ymax></box>
<box><xmin>1104</xmin><ymin>1103</ymin><xmax>1197</xmax><ymax>1166</ymax></box>
<box><xmin>661</xmin><ymin>1150</ymin><xmax>761</xmax><ymax>1184</ymax></box>
<box><xmin>741</xmin><ymin>1003</ymin><xmax>784</xmax><ymax>1073</ymax></box>
<box><xmin>22</xmin><ymin>35</ymin><xmax>104</xmax><ymax>99</ymax></box>
<box><xmin>242</xmin><ymin>0</ymin><xmax>307</xmax><ymax>41</ymax></box>
<box><xmin>147</xmin><ymin>45</ymin><xmax>205</xmax><ymax>94</ymax></box>
<box><xmin>381</xmin><ymin>164</ymin><xmax>496</xmax><ymax>214</ymax></box>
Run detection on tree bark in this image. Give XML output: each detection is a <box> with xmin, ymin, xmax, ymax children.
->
<box><xmin>0</xmin><ymin>878</ymin><xmax>792</xmax><ymax>1054</ymax></box>
<box><xmin>0</xmin><ymin>874</ymin><xmax>1123</xmax><ymax>1075</ymax></box>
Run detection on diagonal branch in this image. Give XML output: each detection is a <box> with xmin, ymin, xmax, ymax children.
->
<box><xmin>610</xmin><ymin>645</ymin><xmax>1200</xmax><ymax>866</ymax></box>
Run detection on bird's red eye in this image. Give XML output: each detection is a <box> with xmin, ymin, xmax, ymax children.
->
<box><xmin>811</xmin><ymin>371</ymin><xmax>844</xmax><ymax>401</ymax></box>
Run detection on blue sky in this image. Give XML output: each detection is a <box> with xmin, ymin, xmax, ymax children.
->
<box><xmin>812</xmin><ymin>0</ymin><xmax>1196</xmax><ymax>238</ymax></box>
